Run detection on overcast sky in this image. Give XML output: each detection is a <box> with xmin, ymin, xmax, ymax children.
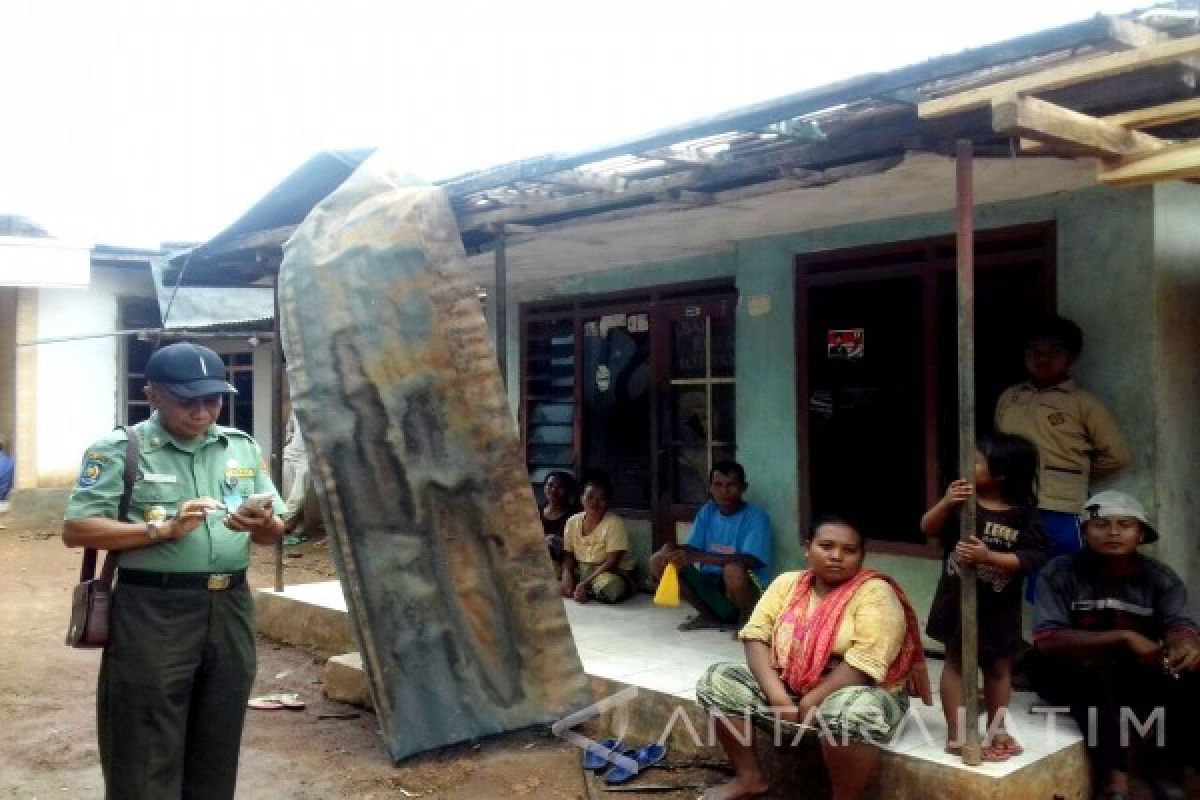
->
<box><xmin>0</xmin><ymin>0</ymin><xmax>1146</xmax><ymax>247</ymax></box>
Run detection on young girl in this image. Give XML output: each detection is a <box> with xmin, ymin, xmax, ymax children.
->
<box><xmin>922</xmin><ymin>432</ymin><xmax>1047</xmax><ymax>762</ymax></box>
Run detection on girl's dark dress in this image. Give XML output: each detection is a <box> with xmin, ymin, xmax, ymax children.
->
<box><xmin>926</xmin><ymin>505</ymin><xmax>1048</xmax><ymax>660</ymax></box>
<box><xmin>541</xmin><ymin>507</ymin><xmax>569</xmax><ymax>562</ymax></box>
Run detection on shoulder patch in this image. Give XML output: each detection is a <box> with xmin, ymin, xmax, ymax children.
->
<box><xmin>77</xmin><ymin>452</ymin><xmax>111</xmax><ymax>488</ymax></box>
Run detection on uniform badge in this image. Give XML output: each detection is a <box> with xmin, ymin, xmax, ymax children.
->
<box><xmin>145</xmin><ymin>505</ymin><xmax>169</xmax><ymax>522</ymax></box>
<box><xmin>224</xmin><ymin>473</ymin><xmax>240</xmax><ymax>491</ymax></box>
<box><xmin>77</xmin><ymin>452</ymin><xmax>107</xmax><ymax>488</ymax></box>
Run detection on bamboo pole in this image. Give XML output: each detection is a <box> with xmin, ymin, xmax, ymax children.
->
<box><xmin>494</xmin><ymin>234</ymin><xmax>508</xmax><ymax>388</ymax></box>
<box><xmin>955</xmin><ymin>139</ymin><xmax>982</xmax><ymax>766</ymax></box>
<box><xmin>272</xmin><ymin>273</ymin><xmax>285</xmax><ymax>593</ymax></box>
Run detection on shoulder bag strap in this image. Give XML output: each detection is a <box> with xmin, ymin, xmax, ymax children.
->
<box><xmin>80</xmin><ymin>426</ymin><xmax>139</xmax><ymax>583</ymax></box>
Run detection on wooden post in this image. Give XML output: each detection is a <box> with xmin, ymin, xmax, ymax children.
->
<box><xmin>955</xmin><ymin>139</ymin><xmax>982</xmax><ymax>766</ymax></box>
<box><xmin>271</xmin><ymin>272</ymin><xmax>285</xmax><ymax>593</ymax></box>
<box><xmin>494</xmin><ymin>234</ymin><xmax>508</xmax><ymax>388</ymax></box>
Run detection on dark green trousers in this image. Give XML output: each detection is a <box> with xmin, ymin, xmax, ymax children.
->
<box><xmin>98</xmin><ymin>582</ymin><xmax>256</xmax><ymax>800</ymax></box>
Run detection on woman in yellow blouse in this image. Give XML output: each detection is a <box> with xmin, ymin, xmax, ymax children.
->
<box><xmin>560</xmin><ymin>475</ymin><xmax>636</xmax><ymax>604</ymax></box>
<box><xmin>696</xmin><ymin>517</ymin><xmax>932</xmax><ymax>800</ymax></box>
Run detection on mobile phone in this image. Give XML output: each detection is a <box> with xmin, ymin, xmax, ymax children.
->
<box><xmin>240</xmin><ymin>492</ymin><xmax>276</xmax><ymax>513</ymax></box>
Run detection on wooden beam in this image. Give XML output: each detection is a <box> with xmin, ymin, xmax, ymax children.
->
<box><xmin>1108</xmin><ymin>18</ymin><xmax>1169</xmax><ymax>49</ymax></box>
<box><xmin>920</xmin><ymin>33</ymin><xmax>1200</xmax><ymax>118</ymax></box>
<box><xmin>992</xmin><ymin>95</ymin><xmax>1166</xmax><ymax>159</ymax></box>
<box><xmin>637</xmin><ymin>147</ymin><xmax>719</xmax><ymax>167</ymax></box>
<box><xmin>1098</xmin><ymin>140</ymin><xmax>1200</xmax><ymax>186</ymax></box>
<box><xmin>1108</xmin><ymin>17</ymin><xmax>1200</xmax><ymax>70</ymax></box>
<box><xmin>1104</xmin><ymin>98</ymin><xmax>1200</xmax><ymax>130</ymax></box>
<box><xmin>537</xmin><ymin>170</ymin><xmax>628</xmax><ymax>193</ymax></box>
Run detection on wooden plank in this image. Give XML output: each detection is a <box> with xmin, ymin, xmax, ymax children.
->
<box><xmin>1098</xmin><ymin>139</ymin><xmax>1200</xmax><ymax>186</ymax></box>
<box><xmin>1108</xmin><ymin>18</ymin><xmax>1200</xmax><ymax>70</ymax></box>
<box><xmin>920</xmin><ymin>33</ymin><xmax>1200</xmax><ymax>118</ymax></box>
<box><xmin>1105</xmin><ymin>98</ymin><xmax>1200</xmax><ymax>129</ymax></box>
<box><xmin>992</xmin><ymin>95</ymin><xmax>1166</xmax><ymax>158</ymax></box>
<box><xmin>537</xmin><ymin>169</ymin><xmax>628</xmax><ymax>193</ymax></box>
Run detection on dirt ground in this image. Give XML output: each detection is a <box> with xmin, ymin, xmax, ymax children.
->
<box><xmin>0</xmin><ymin>520</ymin><xmax>722</xmax><ymax>799</ymax></box>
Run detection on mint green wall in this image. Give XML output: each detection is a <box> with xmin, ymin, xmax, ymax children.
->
<box><xmin>1152</xmin><ymin>183</ymin><xmax>1200</xmax><ymax>617</ymax></box>
<box><xmin>506</xmin><ymin>184</ymin><xmax>1171</xmax><ymax>626</ymax></box>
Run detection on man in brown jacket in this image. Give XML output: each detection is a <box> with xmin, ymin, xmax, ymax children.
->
<box><xmin>995</xmin><ymin>315</ymin><xmax>1129</xmax><ymax>600</ymax></box>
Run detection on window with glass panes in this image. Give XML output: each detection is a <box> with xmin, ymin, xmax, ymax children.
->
<box><xmin>520</xmin><ymin>282</ymin><xmax>735</xmax><ymax>546</ymax></box>
<box><xmin>118</xmin><ymin>297</ymin><xmax>256</xmax><ymax>435</ymax></box>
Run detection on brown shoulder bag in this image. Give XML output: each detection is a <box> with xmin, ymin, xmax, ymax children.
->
<box><xmin>66</xmin><ymin>426</ymin><xmax>138</xmax><ymax>648</ymax></box>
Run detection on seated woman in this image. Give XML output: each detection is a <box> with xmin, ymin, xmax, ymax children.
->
<box><xmin>560</xmin><ymin>475</ymin><xmax>635</xmax><ymax>604</ymax></box>
<box><xmin>540</xmin><ymin>470</ymin><xmax>579</xmax><ymax>564</ymax></box>
<box><xmin>1032</xmin><ymin>491</ymin><xmax>1200</xmax><ymax>800</ymax></box>
<box><xmin>696</xmin><ymin>517</ymin><xmax>931</xmax><ymax>800</ymax></box>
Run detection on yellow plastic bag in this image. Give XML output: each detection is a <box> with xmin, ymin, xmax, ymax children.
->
<box><xmin>654</xmin><ymin>563</ymin><xmax>681</xmax><ymax>607</ymax></box>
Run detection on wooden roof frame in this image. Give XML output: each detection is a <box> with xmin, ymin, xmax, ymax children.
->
<box><xmin>919</xmin><ymin>33</ymin><xmax>1200</xmax><ymax>187</ymax></box>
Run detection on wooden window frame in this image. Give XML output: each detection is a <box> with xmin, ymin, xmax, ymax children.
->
<box><xmin>520</xmin><ymin>278</ymin><xmax>735</xmax><ymax>538</ymax></box>
<box><xmin>794</xmin><ymin>223</ymin><xmax>1056</xmax><ymax>558</ymax></box>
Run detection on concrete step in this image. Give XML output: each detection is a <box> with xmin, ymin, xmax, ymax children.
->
<box><xmin>255</xmin><ymin>583</ymin><xmax>355</xmax><ymax>655</ymax></box>
<box><xmin>5</xmin><ymin>488</ymin><xmax>70</xmax><ymax>527</ymax></box>
<box><xmin>259</xmin><ymin>582</ymin><xmax>1091</xmax><ymax>799</ymax></box>
<box><xmin>324</xmin><ymin>652</ymin><xmax>372</xmax><ymax>708</ymax></box>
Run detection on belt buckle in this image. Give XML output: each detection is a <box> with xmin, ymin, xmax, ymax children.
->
<box><xmin>207</xmin><ymin>573</ymin><xmax>232</xmax><ymax>591</ymax></box>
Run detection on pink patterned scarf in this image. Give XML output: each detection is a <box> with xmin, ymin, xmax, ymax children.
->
<box><xmin>780</xmin><ymin>568</ymin><xmax>925</xmax><ymax>695</ymax></box>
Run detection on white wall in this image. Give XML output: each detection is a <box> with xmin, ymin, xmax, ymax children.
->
<box><xmin>34</xmin><ymin>273</ymin><xmax>121</xmax><ymax>485</ymax></box>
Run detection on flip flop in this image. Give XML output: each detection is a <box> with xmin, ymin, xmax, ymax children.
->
<box><xmin>604</xmin><ymin>744</ymin><xmax>669</xmax><ymax>785</ymax></box>
<box><xmin>677</xmin><ymin>615</ymin><xmax>722</xmax><ymax>632</ymax></box>
<box><xmin>980</xmin><ymin>742</ymin><xmax>1015</xmax><ymax>762</ymax></box>
<box><xmin>582</xmin><ymin>737</ymin><xmax>624</xmax><ymax>771</ymax></box>
<box><xmin>248</xmin><ymin>692</ymin><xmax>307</xmax><ymax>711</ymax></box>
<box><xmin>984</xmin><ymin>734</ymin><xmax>1023</xmax><ymax>760</ymax></box>
<box><xmin>248</xmin><ymin>696</ymin><xmax>284</xmax><ymax>711</ymax></box>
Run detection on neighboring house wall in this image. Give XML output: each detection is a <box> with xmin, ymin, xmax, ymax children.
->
<box><xmin>505</xmin><ymin>183</ymin><xmax>1169</xmax><ymax>628</ymax></box>
<box><xmin>1152</xmin><ymin>182</ymin><xmax>1200</xmax><ymax>616</ymax></box>
<box><xmin>34</xmin><ymin>272</ymin><xmax>121</xmax><ymax>486</ymax></box>
<box><xmin>0</xmin><ymin>289</ymin><xmax>17</xmax><ymax>458</ymax></box>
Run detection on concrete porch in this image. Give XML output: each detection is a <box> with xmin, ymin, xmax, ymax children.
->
<box><xmin>256</xmin><ymin>582</ymin><xmax>1090</xmax><ymax>798</ymax></box>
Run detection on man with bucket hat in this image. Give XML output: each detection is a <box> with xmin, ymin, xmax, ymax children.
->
<box><xmin>63</xmin><ymin>342</ymin><xmax>285</xmax><ymax>799</ymax></box>
<box><xmin>1031</xmin><ymin>491</ymin><xmax>1200</xmax><ymax>800</ymax></box>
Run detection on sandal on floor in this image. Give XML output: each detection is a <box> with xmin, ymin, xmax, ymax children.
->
<box><xmin>582</xmin><ymin>737</ymin><xmax>624</xmax><ymax>771</ymax></box>
<box><xmin>677</xmin><ymin>614</ymin><xmax>722</xmax><ymax>632</ymax></box>
<box><xmin>983</xmin><ymin>734</ymin><xmax>1023</xmax><ymax>761</ymax></box>
<box><xmin>248</xmin><ymin>692</ymin><xmax>306</xmax><ymax>711</ymax></box>
<box><xmin>603</xmin><ymin>743</ymin><xmax>669</xmax><ymax>785</ymax></box>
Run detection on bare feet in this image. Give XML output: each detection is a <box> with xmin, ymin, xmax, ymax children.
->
<box><xmin>702</xmin><ymin>775</ymin><xmax>770</xmax><ymax>799</ymax></box>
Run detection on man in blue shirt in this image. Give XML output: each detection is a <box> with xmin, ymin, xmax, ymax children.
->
<box><xmin>0</xmin><ymin>435</ymin><xmax>14</xmax><ymax>517</ymax></box>
<box><xmin>650</xmin><ymin>460</ymin><xmax>772</xmax><ymax>629</ymax></box>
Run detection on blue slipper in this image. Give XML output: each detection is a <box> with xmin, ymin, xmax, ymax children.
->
<box><xmin>582</xmin><ymin>737</ymin><xmax>623</xmax><ymax>771</ymax></box>
<box><xmin>603</xmin><ymin>743</ymin><xmax>668</xmax><ymax>785</ymax></box>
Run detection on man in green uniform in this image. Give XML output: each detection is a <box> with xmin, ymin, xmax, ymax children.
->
<box><xmin>63</xmin><ymin>342</ymin><xmax>285</xmax><ymax>799</ymax></box>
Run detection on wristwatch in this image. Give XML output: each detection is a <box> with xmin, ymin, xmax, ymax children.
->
<box><xmin>146</xmin><ymin>520</ymin><xmax>165</xmax><ymax>541</ymax></box>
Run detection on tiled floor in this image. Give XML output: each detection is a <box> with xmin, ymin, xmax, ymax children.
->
<box><xmin>268</xmin><ymin>582</ymin><xmax>1083</xmax><ymax>776</ymax></box>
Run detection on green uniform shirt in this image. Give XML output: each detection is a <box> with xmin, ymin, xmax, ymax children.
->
<box><xmin>64</xmin><ymin>413</ymin><xmax>285</xmax><ymax>573</ymax></box>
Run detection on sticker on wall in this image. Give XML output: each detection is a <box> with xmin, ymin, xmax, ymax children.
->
<box><xmin>827</xmin><ymin>328</ymin><xmax>865</xmax><ymax>360</ymax></box>
<box><xmin>747</xmin><ymin>294</ymin><xmax>771</xmax><ymax>317</ymax></box>
<box><xmin>628</xmin><ymin>313</ymin><xmax>649</xmax><ymax>333</ymax></box>
<box><xmin>598</xmin><ymin>313</ymin><xmax>627</xmax><ymax>336</ymax></box>
<box><xmin>595</xmin><ymin>364</ymin><xmax>611</xmax><ymax>392</ymax></box>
